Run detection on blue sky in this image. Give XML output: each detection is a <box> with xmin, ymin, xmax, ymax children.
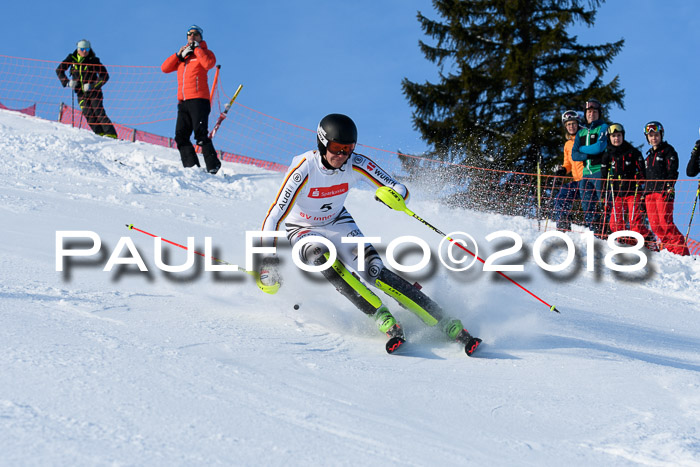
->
<box><xmin>6</xmin><ymin>1</ymin><xmax>700</xmax><ymax>175</ymax></box>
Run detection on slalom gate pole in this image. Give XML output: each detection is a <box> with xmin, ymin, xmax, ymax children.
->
<box><xmin>125</xmin><ymin>224</ymin><xmax>280</xmax><ymax>295</ymax></box>
<box><xmin>537</xmin><ymin>159</ymin><xmax>542</xmax><ymax>230</ymax></box>
<box><xmin>209</xmin><ymin>65</ymin><xmax>221</xmax><ymax>103</ymax></box>
<box><xmin>209</xmin><ymin>84</ymin><xmax>243</xmax><ymax>140</ymax></box>
<box><xmin>543</xmin><ymin>175</ymin><xmax>559</xmax><ymax>232</ymax></box>
<box><xmin>71</xmin><ymin>89</ymin><xmax>74</xmax><ymax>128</ymax></box>
<box><xmin>610</xmin><ymin>177</ymin><xmax>618</xmax><ymax>224</ymax></box>
<box><xmin>375</xmin><ymin>187</ymin><xmax>560</xmax><ymax>313</ymax></box>
<box><xmin>630</xmin><ymin>183</ymin><xmax>639</xmax><ymax>226</ymax></box>
<box><xmin>685</xmin><ymin>180</ymin><xmax>700</xmax><ymax>244</ymax></box>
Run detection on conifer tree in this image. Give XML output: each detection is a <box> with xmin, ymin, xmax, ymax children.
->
<box><xmin>403</xmin><ymin>0</ymin><xmax>624</xmax><ymax>171</ymax></box>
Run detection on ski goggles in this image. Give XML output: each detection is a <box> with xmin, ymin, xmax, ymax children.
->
<box><xmin>326</xmin><ymin>141</ymin><xmax>355</xmax><ymax>156</ymax></box>
<box><xmin>644</xmin><ymin>123</ymin><xmax>663</xmax><ymax>135</ymax></box>
<box><xmin>608</xmin><ymin>123</ymin><xmax>624</xmax><ymax>134</ymax></box>
<box><xmin>78</xmin><ymin>47</ymin><xmax>90</xmax><ymax>52</ymax></box>
<box><xmin>187</xmin><ymin>30</ymin><xmax>201</xmax><ymax>36</ymax></box>
<box><xmin>585</xmin><ymin>100</ymin><xmax>601</xmax><ymax>110</ymax></box>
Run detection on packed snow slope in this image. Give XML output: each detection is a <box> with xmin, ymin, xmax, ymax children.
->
<box><xmin>1</xmin><ymin>109</ymin><xmax>699</xmax><ymax>466</ymax></box>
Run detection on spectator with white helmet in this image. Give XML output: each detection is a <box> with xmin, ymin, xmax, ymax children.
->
<box><xmin>55</xmin><ymin>39</ymin><xmax>118</xmax><ymax>138</ymax></box>
<box><xmin>552</xmin><ymin>110</ymin><xmax>584</xmax><ymax>231</ymax></box>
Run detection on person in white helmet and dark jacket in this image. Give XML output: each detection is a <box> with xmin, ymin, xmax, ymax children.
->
<box><xmin>56</xmin><ymin>39</ymin><xmax>117</xmax><ymax>138</ymax></box>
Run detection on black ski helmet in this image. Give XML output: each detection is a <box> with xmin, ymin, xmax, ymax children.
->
<box><xmin>608</xmin><ymin>122</ymin><xmax>625</xmax><ymax>137</ymax></box>
<box><xmin>644</xmin><ymin>121</ymin><xmax>664</xmax><ymax>143</ymax></box>
<box><xmin>317</xmin><ymin>113</ymin><xmax>357</xmax><ymax>156</ymax></box>
<box><xmin>584</xmin><ymin>98</ymin><xmax>602</xmax><ymax>112</ymax></box>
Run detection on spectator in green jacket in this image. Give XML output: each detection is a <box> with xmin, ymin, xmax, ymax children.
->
<box><xmin>572</xmin><ymin>98</ymin><xmax>609</xmax><ymax>234</ymax></box>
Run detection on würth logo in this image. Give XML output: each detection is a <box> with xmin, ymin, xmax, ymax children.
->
<box><xmin>308</xmin><ymin>183</ymin><xmax>349</xmax><ymax>198</ymax></box>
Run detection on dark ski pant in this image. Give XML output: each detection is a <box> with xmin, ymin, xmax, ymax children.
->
<box><xmin>175</xmin><ymin>98</ymin><xmax>221</xmax><ymax>173</ymax></box>
<box><xmin>78</xmin><ymin>90</ymin><xmax>117</xmax><ymax>137</ymax></box>
<box><xmin>579</xmin><ymin>175</ymin><xmax>602</xmax><ymax>232</ymax></box>
<box><xmin>553</xmin><ymin>180</ymin><xmax>580</xmax><ymax>230</ymax></box>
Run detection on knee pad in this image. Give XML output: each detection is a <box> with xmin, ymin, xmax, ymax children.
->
<box><xmin>298</xmin><ymin>240</ymin><xmax>330</xmax><ymax>266</ymax></box>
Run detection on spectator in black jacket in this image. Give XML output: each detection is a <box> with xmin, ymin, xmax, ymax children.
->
<box><xmin>687</xmin><ymin>139</ymin><xmax>700</xmax><ymax>177</ymax></box>
<box><xmin>643</xmin><ymin>121</ymin><xmax>689</xmax><ymax>255</ymax></box>
<box><xmin>56</xmin><ymin>39</ymin><xmax>117</xmax><ymax>138</ymax></box>
<box><xmin>600</xmin><ymin>123</ymin><xmax>652</xmax><ymax>245</ymax></box>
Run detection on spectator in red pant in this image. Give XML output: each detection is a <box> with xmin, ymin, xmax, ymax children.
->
<box><xmin>643</xmin><ymin>121</ymin><xmax>689</xmax><ymax>255</ymax></box>
<box><xmin>600</xmin><ymin>123</ymin><xmax>653</xmax><ymax>247</ymax></box>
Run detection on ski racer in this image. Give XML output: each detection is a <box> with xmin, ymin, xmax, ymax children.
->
<box><xmin>643</xmin><ymin>121</ymin><xmax>689</xmax><ymax>255</ymax></box>
<box><xmin>256</xmin><ymin>113</ymin><xmax>481</xmax><ymax>355</ymax></box>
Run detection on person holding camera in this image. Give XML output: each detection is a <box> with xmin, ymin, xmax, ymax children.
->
<box><xmin>56</xmin><ymin>39</ymin><xmax>118</xmax><ymax>138</ymax></box>
<box><xmin>161</xmin><ymin>24</ymin><xmax>221</xmax><ymax>174</ymax></box>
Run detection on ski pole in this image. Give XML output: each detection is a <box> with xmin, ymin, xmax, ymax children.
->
<box><xmin>537</xmin><ymin>157</ymin><xmax>542</xmax><ymax>230</ymax></box>
<box><xmin>125</xmin><ymin>224</ymin><xmax>279</xmax><ymax>294</ymax></box>
<box><xmin>685</xmin><ymin>180</ymin><xmax>700</xmax><ymax>244</ymax></box>
<box><xmin>630</xmin><ymin>182</ymin><xmax>639</xmax><ymax>227</ymax></box>
<box><xmin>209</xmin><ymin>84</ymin><xmax>243</xmax><ymax>140</ymax></box>
<box><xmin>610</xmin><ymin>177</ymin><xmax>617</xmax><ymax>225</ymax></box>
<box><xmin>543</xmin><ymin>175</ymin><xmax>559</xmax><ymax>232</ymax></box>
<box><xmin>375</xmin><ymin>187</ymin><xmax>560</xmax><ymax>313</ymax></box>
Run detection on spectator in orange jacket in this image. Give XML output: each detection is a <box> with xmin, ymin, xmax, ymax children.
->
<box><xmin>553</xmin><ymin>110</ymin><xmax>584</xmax><ymax>231</ymax></box>
<box><xmin>161</xmin><ymin>24</ymin><xmax>220</xmax><ymax>174</ymax></box>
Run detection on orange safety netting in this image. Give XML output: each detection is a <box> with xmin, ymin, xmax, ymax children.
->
<box><xmin>1</xmin><ymin>54</ymin><xmax>699</xmax><ymax>255</ymax></box>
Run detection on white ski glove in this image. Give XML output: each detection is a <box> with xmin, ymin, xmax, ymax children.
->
<box><xmin>178</xmin><ymin>44</ymin><xmax>193</xmax><ymax>59</ymax></box>
<box><xmin>258</xmin><ymin>256</ymin><xmax>281</xmax><ymax>290</ymax></box>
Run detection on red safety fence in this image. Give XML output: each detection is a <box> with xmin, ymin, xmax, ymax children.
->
<box><xmin>1</xmin><ymin>54</ymin><xmax>699</xmax><ymax>255</ymax></box>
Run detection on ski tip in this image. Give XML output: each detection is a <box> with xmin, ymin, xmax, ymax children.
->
<box><xmin>550</xmin><ymin>305</ymin><xmax>560</xmax><ymax>313</ymax></box>
<box><xmin>465</xmin><ymin>337</ymin><xmax>482</xmax><ymax>356</ymax></box>
<box><xmin>386</xmin><ymin>336</ymin><xmax>406</xmax><ymax>354</ymax></box>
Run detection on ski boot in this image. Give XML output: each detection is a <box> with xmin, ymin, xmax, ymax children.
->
<box><xmin>375</xmin><ymin>306</ymin><xmax>405</xmax><ymax>354</ymax></box>
<box><xmin>444</xmin><ymin>318</ymin><xmax>482</xmax><ymax>356</ymax></box>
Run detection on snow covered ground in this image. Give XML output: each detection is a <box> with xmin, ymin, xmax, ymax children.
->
<box><xmin>1</xmin><ymin>109</ymin><xmax>699</xmax><ymax>466</ymax></box>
